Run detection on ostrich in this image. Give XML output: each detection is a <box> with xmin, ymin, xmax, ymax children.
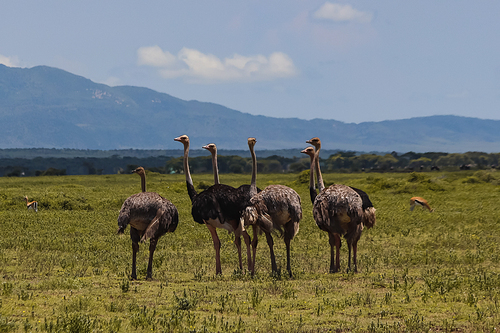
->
<box><xmin>241</xmin><ymin>138</ymin><xmax>302</xmax><ymax>277</ymax></box>
<box><xmin>305</xmin><ymin>137</ymin><xmax>375</xmax><ymax>273</ymax></box>
<box><xmin>203</xmin><ymin>139</ymin><xmax>263</xmax><ymax>275</ymax></box>
<box><xmin>174</xmin><ymin>135</ymin><xmax>253</xmax><ymax>275</ymax></box>
<box><xmin>410</xmin><ymin>197</ymin><xmax>434</xmax><ymax>212</ymax></box>
<box><xmin>132</xmin><ymin>167</ymin><xmax>147</xmax><ymax>192</ymax></box>
<box><xmin>24</xmin><ymin>196</ymin><xmax>38</xmax><ymax>212</ymax></box>
<box><xmin>117</xmin><ymin>168</ymin><xmax>178</xmax><ymax>280</ymax></box>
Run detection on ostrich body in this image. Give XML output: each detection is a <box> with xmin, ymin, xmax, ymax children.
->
<box><xmin>305</xmin><ymin>137</ymin><xmax>375</xmax><ymax>273</ymax></box>
<box><xmin>175</xmin><ymin>135</ymin><xmax>252</xmax><ymax>275</ymax></box>
<box><xmin>242</xmin><ymin>138</ymin><xmax>302</xmax><ymax>277</ymax></box>
<box><xmin>24</xmin><ymin>196</ymin><xmax>38</xmax><ymax>212</ymax></box>
<box><xmin>410</xmin><ymin>196</ymin><xmax>434</xmax><ymax>212</ymax></box>
<box><xmin>117</xmin><ymin>167</ymin><xmax>178</xmax><ymax>280</ymax></box>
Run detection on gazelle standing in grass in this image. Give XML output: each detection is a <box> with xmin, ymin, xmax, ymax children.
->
<box><xmin>24</xmin><ymin>196</ymin><xmax>38</xmax><ymax>212</ymax></box>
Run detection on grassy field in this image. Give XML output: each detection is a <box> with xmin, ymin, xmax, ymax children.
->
<box><xmin>1</xmin><ymin>169</ymin><xmax>500</xmax><ymax>332</ymax></box>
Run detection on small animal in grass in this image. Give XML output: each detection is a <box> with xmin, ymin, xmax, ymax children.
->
<box><xmin>410</xmin><ymin>197</ymin><xmax>434</xmax><ymax>212</ymax></box>
<box><xmin>24</xmin><ymin>196</ymin><xmax>38</xmax><ymax>212</ymax></box>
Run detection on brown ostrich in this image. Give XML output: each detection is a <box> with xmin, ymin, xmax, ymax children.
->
<box><xmin>305</xmin><ymin>137</ymin><xmax>375</xmax><ymax>273</ymax></box>
<box><xmin>117</xmin><ymin>167</ymin><xmax>178</xmax><ymax>280</ymax></box>
<box><xmin>175</xmin><ymin>135</ymin><xmax>253</xmax><ymax>275</ymax></box>
<box><xmin>410</xmin><ymin>197</ymin><xmax>434</xmax><ymax>212</ymax></box>
<box><xmin>242</xmin><ymin>138</ymin><xmax>302</xmax><ymax>277</ymax></box>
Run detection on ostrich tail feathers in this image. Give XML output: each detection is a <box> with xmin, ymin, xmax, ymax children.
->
<box><xmin>259</xmin><ymin>213</ymin><xmax>274</xmax><ymax>234</ymax></box>
<box><xmin>290</xmin><ymin>222</ymin><xmax>300</xmax><ymax>239</ymax></box>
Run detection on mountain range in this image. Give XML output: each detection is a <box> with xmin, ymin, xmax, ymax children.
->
<box><xmin>1</xmin><ymin>64</ymin><xmax>499</xmax><ymax>153</ymax></box>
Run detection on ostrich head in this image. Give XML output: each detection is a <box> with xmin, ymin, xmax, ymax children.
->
<box><xmin>362</xmin><ymin>207</ymin><xmax>377</xmax><ymax>229</ymax></box>
<box><xmin>132</xmin><ymin>166</ymin><xmax>145</xmax><ymax>176</ymax></box>
<box><xmin>117</xmin><ymin>214</ymin><xmax>128</xmax><ymax>234</ymax></box>
<box><xmin>202</xmin><ymin>143</ymin><xmax>217</xmax><ymax>154</ymax></box>
<box><xmin>247</xmin><ymin>137</ymin><xmax>256</xmax><ymax>149</ymax></box>
<box><xmin>174</xmin><ymin>134</ymin><xmax>189</xmax><ymax>146</ymax></box>
<box><xmin>241</xmin><ymin>206</ymin><xmax>259</xmax><ymax>226</ymax></box>
<box><xmin>301</xmin><ymin>147</ymin><xmax>315</xmax><ymax>158</ymax></box>
<box><xmin>306</xmin><ymin>137</ymin><xmax>321</xmax><ymax>150</ymax></box>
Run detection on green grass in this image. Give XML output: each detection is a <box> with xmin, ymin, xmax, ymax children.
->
<box><xmin>1</xmin><ymin>170</ymin><xmax>500</xmax><ymax>332</ymax></box>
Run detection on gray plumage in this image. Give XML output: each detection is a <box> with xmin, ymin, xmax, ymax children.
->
<box><xmin>313</xmin><ymin>184</ymin><xmax>363</xmax><ymax>236</ymax></box>
<box><xmin>246</xmin><ymin>185</ymin><xmax>302</xmax><ymax>238</ymax></box>
<box><xmin>118</xmin><ymin>192</ymin><xmax>178</xmax><ymax>241</ymax></box>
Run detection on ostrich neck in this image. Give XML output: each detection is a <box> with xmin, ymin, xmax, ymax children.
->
<box><xmin>211</xmin><ymin>150</ymin><xmax>220</xmax><ymax>185</ymax></box>
<box><xmin>315</xmin><ymin>147</ymin><xmax>325</xmax><ymax>192</ymax></box>
<box><xmin>183</xmin><ymin>143</ymin><xmax>193</xmax><ymax>187</ymax></box>
<box><xmin>249</xmin><ymin>144</ymin><xmax>257</xmax><ymax>197</ymax></box>
<box><xmin>183</xmin><ymin>142</ymin><xmax>198</xmax><ymax>202</ymax></box>
<box><xmin>140</xmin><ymin>173</ymin><xmax>146</xmax><ymax>192</ymax></box>
<box><xmin>309</xmin><ymin>154</ymin><xmax>317</xmax><ymax>203</ymax></box>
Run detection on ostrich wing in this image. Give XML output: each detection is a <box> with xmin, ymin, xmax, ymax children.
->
<box><xmin>250</xmin><ymin>185</ymin><xmax>302</xmax><ymax>236</ymax></box>
<box><xmin>349</xmin><ymin>187</ymin><xmax>373</xmax><ymax>210</ymax></box>
<box><xmin>254</xmin><ymin>185</ymin><xmax>302</xmax><ymax>222</ymax></box>
<box><xmin>140</xmin><ymin>208</ymin><xmax>164</xmax><ymax>242</ymax></box>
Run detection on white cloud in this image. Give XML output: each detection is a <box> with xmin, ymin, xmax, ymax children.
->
<box><xmin>137</xmin><ymin>46</ymin><xmax>177</xmax><ymax>67</ymax></box>
<box><xmin>0</xmin><ymin>54</ymin><xmax>20</xmax><ymax>67</ymax></box>
<box><xmin>138</xmin><ymin>46</ymin><xmax>298</xmax><ymax>83</ymax></box>
<box><xmin>314</xmin><ymin>2</ymin><xmax>372</xmax><ymax>23</ymax></box>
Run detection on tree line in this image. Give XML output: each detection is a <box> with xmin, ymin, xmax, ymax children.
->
<box><xmin>1</xmin><ymin>151</ymin><xmax>499</xmax><ymax>177</ymax></box>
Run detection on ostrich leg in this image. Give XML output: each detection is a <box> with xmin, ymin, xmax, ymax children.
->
<box><xmin>242</xmin><ymin>230</ymin><xmax>252</xmax><ymax>272</ymax></box>
<box><xmin>284</xmin><ymin>235</ymin><xmax>292</xmax><ymax>278</ymax></box>
<box><xmin>264</xmin><ymin>232</ymin><xmax>278</xmax><ymax>275</ymax></box>
<box><xmin>234</xmin><ymin>234</ymin><xmax>244</xmax><ymax>270</ymax></box>
<box><xmin>131</xmin><ymin>242</ymin><xmax>139</xmax><ymax>280</ymax></box>
<box><xmin>206</xmin><ymin>224</ymin><xmax>222</xmax><ymax>275</ymax></box>
<box><xmin>146</xmin><ymin>238</ymin><xmax>158</xmax><ymax>280</ymax></box>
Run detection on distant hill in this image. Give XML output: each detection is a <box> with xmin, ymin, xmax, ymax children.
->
<box><xmin>1</xmin><ymin>64</ymin><xmax>499</xmax><ymax>153</ymax></box>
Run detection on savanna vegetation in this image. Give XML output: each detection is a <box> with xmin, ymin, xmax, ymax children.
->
<box><xmin>1</xmin><ymin>169</ymin><xmax>500</xmax><ymax>332</ymax></box>
<box><xmin>1</xmin><ymin>150</ymin><xmax>500</xmax><ymax>177</ymax></box>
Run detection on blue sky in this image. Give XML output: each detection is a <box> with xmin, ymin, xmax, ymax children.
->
<box><xmin>1</xmin><ymin>1</ymin><xmax>499</xmax><ymax>123</ymax></box>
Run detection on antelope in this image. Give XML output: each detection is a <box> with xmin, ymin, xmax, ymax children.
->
<box><xmin>410</xmin><ymin>197</ymin><xmax>433</xmax><ymax>212</ymax></box>
<box><xmin>24</xmin><ymin>196</ymin><xmax>38</xmax><ymax>212</ymax></box>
